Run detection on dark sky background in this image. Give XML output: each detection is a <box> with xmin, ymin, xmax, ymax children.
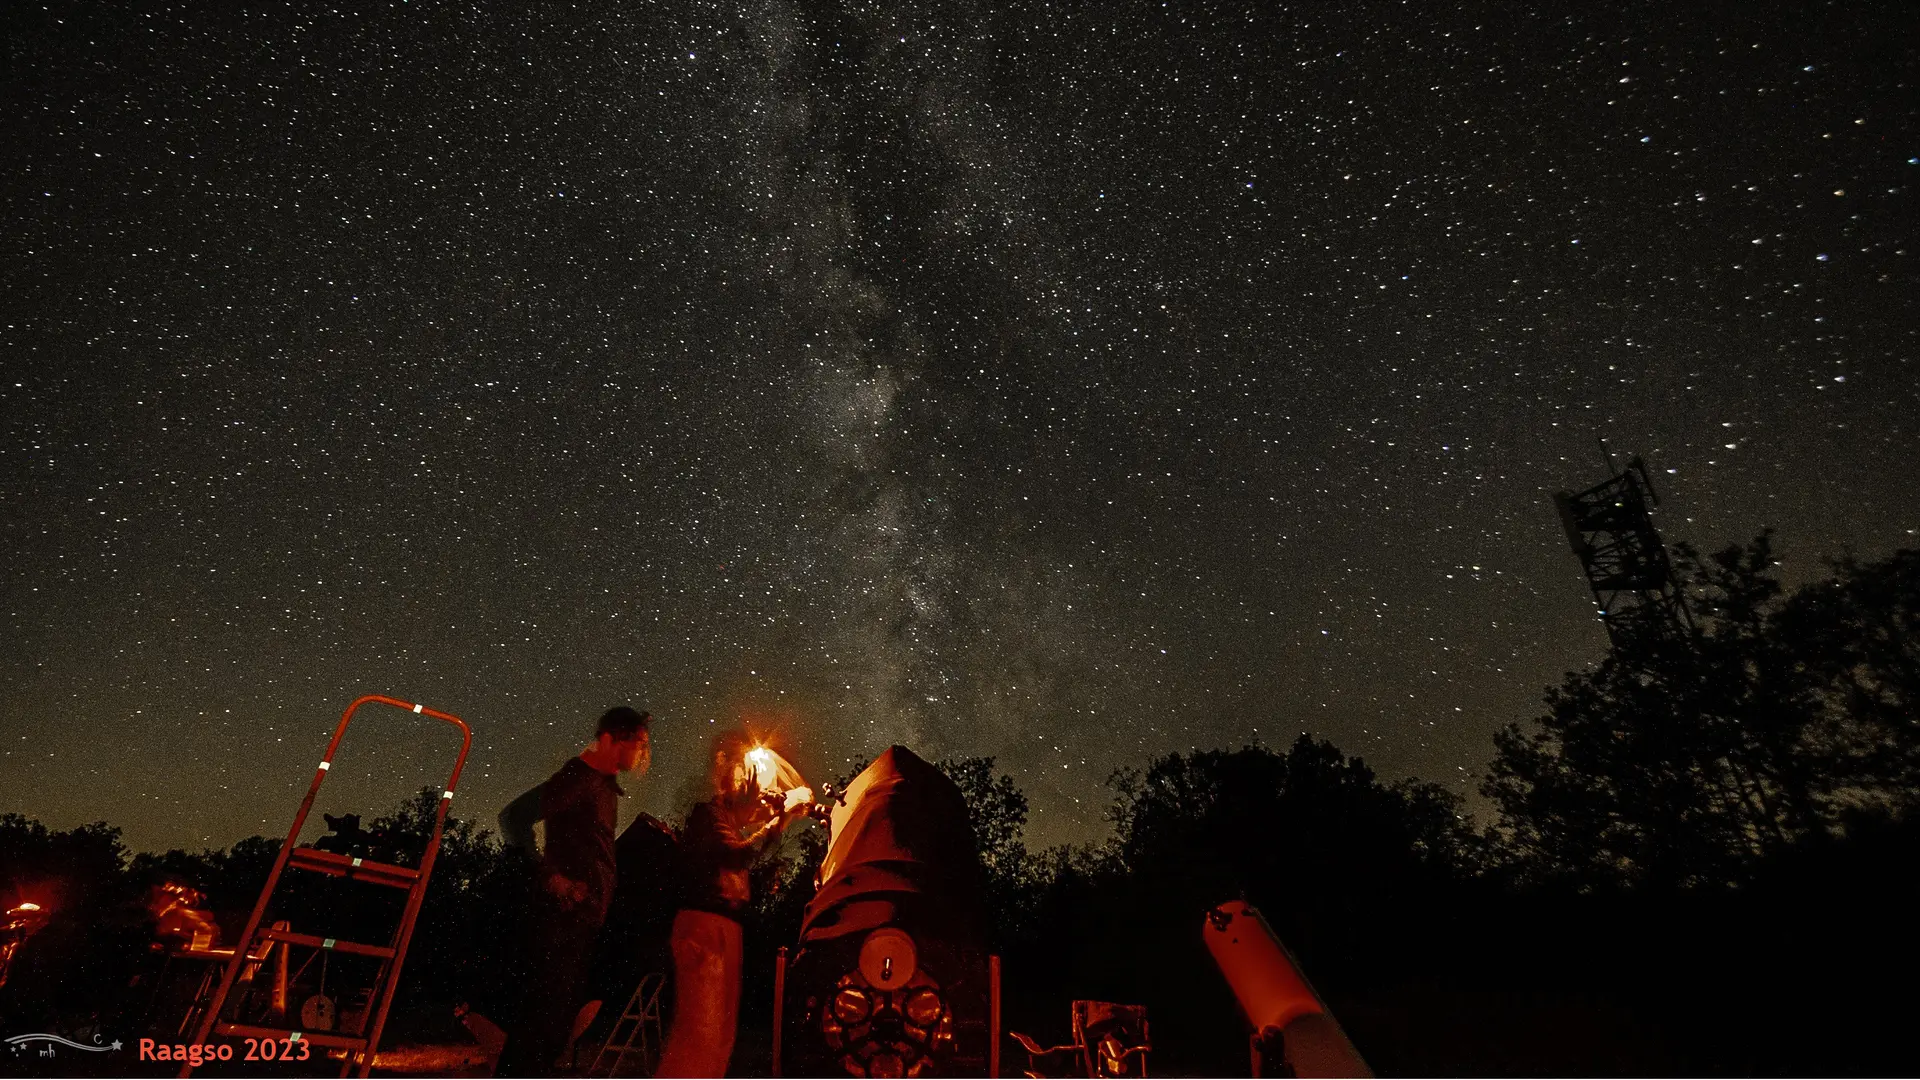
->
<box><xmin>3</xmin><ymin>1</ymin><xmax>1914</xmax><ymax>854</ymax></box>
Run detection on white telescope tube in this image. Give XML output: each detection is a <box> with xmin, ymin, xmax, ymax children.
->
<box><xmin>1202</xmin><ymin>900</ymin><xmax>1371</xmax><ymax>1078</ymax></box>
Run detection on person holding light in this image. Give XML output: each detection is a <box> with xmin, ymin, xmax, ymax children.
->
<box><xmin>654</xmin><ymin>731</ymin><xmax>811</xmax><ymax>1078</ymax></box>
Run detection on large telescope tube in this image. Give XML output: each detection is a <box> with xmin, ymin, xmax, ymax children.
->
<box><xmin>1202</xmin><ymin>901</ymin><xmax>1371</xmax><ymax>1078</ymax></box>
<box><xmin>781</xmin><ymin>746</ymin><xmax>992</xmax><ymax>1077</ymax></box>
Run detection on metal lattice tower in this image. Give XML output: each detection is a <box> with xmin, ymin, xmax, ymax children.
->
<box><xmin>1554</xmin><ymin>453</ymin><xmax>1693</xmax><ymax>646</ymax></box>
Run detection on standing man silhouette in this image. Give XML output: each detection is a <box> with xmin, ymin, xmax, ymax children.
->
<box><xmin>497</xmin><ymin>706</ymin><xmax>652</xmax><ymax>1074</ymax></box>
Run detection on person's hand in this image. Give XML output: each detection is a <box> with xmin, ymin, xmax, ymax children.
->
<box><xmin>542</xmin><ymin>872</ymin><xmax>587</xmax><ymax>904</ymax></box>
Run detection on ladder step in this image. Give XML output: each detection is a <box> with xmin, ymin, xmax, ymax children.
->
<box><xmin>255</xmin><ymin>926</ymin><xmax>396</xmax><ymax>959</ymax></box>
<box><xmin>215</xmin><ymin>1022</ymin><xmax>367</xmax><ymax>1051</ymax></box>
<box><xmin>288</xmin><ymin>845</ymin><xmax>419</xmax><ymax>888</ymax></box>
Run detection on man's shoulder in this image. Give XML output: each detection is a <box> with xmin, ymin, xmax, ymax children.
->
<box><xmin>542</xmin><ymin>756</ymin><xmax>596</xmax><ymax>798</ymax></box>
<box><xmin>552</xmin><ymin>755</ymin><xmax>623</xmax><ymax>798</ymax></box>
<box><xmin>538</xmin><ymin>757</ymin><xmax>571</xmax><ymax>786</ymax></box>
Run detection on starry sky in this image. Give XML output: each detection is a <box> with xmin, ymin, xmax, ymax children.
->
<box><xmin>3</xmin><ymin>1</ymin><xmax>1915</xmax><ymax>853</ymax></box>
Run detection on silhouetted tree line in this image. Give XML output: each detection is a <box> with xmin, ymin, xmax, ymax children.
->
<box><xmin>3</xmin><ymin>536</ymin><xmax>1915</xmax><ymax>1074</ymax></box>
<box><xmin>1488</xmin><ymin>534</ymin><xmax>1920</xmax><ymax>889</ymax></box>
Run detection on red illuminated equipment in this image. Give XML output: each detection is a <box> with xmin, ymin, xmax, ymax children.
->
<box><xmin>179</xmin><ymin>695</ymin><xmax>472</xmax><ymax>1078</ymax></box>
<box><xmin>1202</xmin><ymin>901</ymin><xmax>1371</xmax><ymax>1078</ymax></box>
<box><xmin>0</xmin><ymin>901</ymin><xmax>50</xmax><ymax>989</ymax></box>
<box><xmin>1011</xmin><ymin>1000</ymin><xmax>1152</xmax><ymax>1078</ymax></box>
<box><xmin>776</xmin><ymin>746</ymin><xmax>1001</xmax><ymax>1078</ymax></box>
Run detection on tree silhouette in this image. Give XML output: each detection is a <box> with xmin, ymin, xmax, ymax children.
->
<box><xmin>1486</xmin><ymin>536</ymin><xmax>1920</xmax><ymax>890</ymax></box>
<box><xmin>1</xmin><ymin>813</ymin><xmax>127</xmax><ymax>912</ymax></box>
<box><xmin>1107</xmin><ymin>735</ymin><xmax>1479</xmax><ymax>916</ymax></box>
<box><xmin>935</xmin><ymin>755</ymin><xmax>1031</xmax><ymax>879</ymax></box>
<box><xmin>1775</xmin><ymin>547</ymin><xmax>1920</xmax><ymax>798</ymax></box>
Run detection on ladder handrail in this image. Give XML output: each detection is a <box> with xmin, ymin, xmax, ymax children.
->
<box><xmin>354</xmin><ymin>697</ymin><xmax>471</xmax><ymax>1076</ymax></box>
<box><xmin>182</xmin><ymin>695</ymin><xmax>472</xmax><ymax>1078</ymax></box>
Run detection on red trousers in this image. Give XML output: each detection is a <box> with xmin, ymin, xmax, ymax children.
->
<box><xmin>654</xmin><ymin>909</ymin><xmax>744</xmax><ymax>1078</ymax></box>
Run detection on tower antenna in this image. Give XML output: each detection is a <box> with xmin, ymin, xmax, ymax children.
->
<box><xmin>1554</xmin><ymin>452</ymin><xmax>1691</xmax><ymax>647</ymax></box>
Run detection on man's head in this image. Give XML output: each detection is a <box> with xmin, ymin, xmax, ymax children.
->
<box><xmin>594</xmin><ymin>706</ymin><xmax>652</xmax><ymax>774</ymax></box>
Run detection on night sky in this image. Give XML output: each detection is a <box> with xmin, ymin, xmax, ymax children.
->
<box><xmin>4</xmin><ymin>2</ymin><xmax>1915</xmax><ymax>854</ymax></box>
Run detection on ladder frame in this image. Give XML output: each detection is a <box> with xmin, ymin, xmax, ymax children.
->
<box><xmin>181</xmin><ymin>694</ymin><xmax>472</xmax><ymax>1077</ymax></box>
<box><xmin>588</xmin><ymin>971</ymin><xmax>667</xmax><ymax>1077</ymax></box>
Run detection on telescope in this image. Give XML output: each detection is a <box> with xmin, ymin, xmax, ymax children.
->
<box><xmin>774</xmin><ymin>746</ymin><xmax>997</xmax><ymax>1078</ymax></box>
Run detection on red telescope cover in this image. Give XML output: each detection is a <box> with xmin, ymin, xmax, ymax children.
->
<box><xmin>799</xmin><ymin>746</ymin><xmax>986</xmax><ymax>946</ymax></box>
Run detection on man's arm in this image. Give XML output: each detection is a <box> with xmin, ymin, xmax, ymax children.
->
<box><xmin>706</xmin><ymin>801</ymin><xmax>806</xmax><ymax>866</ymax></box>
<box><xmin>498</xmin><ymin>782</ymin><xmax>544</xmax><ymax>852</ymax></box>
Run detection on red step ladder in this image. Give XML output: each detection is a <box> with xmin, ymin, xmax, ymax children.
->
<box><xmin>182</xmin><ymin>694</ymin><xmax>473</xmax><ymax>1077</ymax></box>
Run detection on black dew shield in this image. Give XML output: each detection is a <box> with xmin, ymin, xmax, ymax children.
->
<box><xmin>782</xmin><ymin>746</ymin><xmax>992</xmax><ymax>1078</ymax></box>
